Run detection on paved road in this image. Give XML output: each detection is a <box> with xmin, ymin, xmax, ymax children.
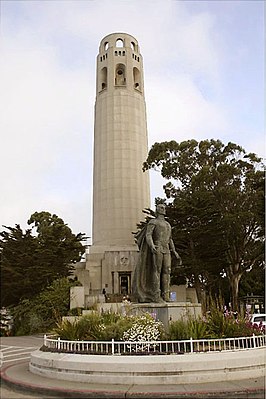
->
<box><xmin>0</xmin><ymin>335</ymin><xmax>46</xmax><ymax>399</ymax></box>
<box><xmin>0</xmin><ymin>384</ymin><xmax>49</xmax><ymax>399</ymax></box>
<box><xmin>0</xmin><ymin>335</ymin><xmax>43</xmax><ymax>368</ymax></box>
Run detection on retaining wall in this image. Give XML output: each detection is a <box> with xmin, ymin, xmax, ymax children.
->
<box><xmin>30</xmin><ymin>347</ymin><xmax>265</xmax><ymax>385</ymax></box>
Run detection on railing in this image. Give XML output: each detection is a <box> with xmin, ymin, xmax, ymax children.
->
<box><xmin>42</xmin><ymin>334</ymin><xmax>266</xmax><ymax>355</ymax></box>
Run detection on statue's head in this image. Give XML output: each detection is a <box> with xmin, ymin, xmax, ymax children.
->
<box><xmin>155</xmin><ymin>203</ymin><xmax>166</xmax><ymax>216</ymax></box>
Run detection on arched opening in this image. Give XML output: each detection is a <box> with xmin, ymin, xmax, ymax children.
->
<box><xmin>104</xmin><ymin>42</ymin><xmax>109</xmax><ymax>51</ymax></box>
<box><xmin>115</xmin><ymin>64</ymin><xmax>126</xmax><ymax>86</ymax></box>
<box><xmin>116</xmin><ymin>38</ymin><xmax>124</xmax><ymax>48</ymax></box>
<box><xmin>131</xmin><ymin>42</ymin><xmax>135</xmax><ymax>51</ymax></box>
<box><xmin>100</xmin><ymin>67</ymin><xmax>107</xmax><ymax>91</ymax></box>
<box><xmin>133</xmin><ymin>67</ymin><xmax>141</xmax><ymax>90</ymax></box>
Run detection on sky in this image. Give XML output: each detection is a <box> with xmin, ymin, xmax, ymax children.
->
<box><xmin>0</xmin><ymin>0</ymin><xmax>264</xmax><ymax>241</ymax></box>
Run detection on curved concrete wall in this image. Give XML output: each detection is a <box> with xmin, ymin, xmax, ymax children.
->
<box><xmin>30</xmin><ymin>348</ymin><xmax>265</xmax><ymax>385</ymax></box>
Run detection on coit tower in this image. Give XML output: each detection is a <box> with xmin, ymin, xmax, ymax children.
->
<box><xmin>72</xmin><ymin>33</ymin><xmax>151</xmax><ymax>300</ymax></box>
<box><xmin>92</xmin><ymin>32</ymin><xmax>150</xmax><ymax>250</ymax></box>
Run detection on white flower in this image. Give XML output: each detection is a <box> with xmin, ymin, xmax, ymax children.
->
<box><xmin>122</xmin><ymin>313</ymin><xmax>164</xmax><ymax>352</ymax></box>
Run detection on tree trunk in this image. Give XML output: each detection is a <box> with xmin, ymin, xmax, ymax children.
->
<box><xmin>228</xmin><ymin>273</ymin><xmax>242</xmax><ymax>312</ymax></box>
<box><xmin>194</xmin><ymin>277</ymin><xmax>207</xmax><ymax>313</ymax></box>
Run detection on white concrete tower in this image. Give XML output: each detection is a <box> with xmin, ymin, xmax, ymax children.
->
<box><xmin>92</xmin><ymin>33</ymin><xmax>150</xmax><ymax>249</ymax></box>
<box><xmin>72</xmin><ymin>33</ymin><xmax>151</xmax><ymax>301</ymax></box>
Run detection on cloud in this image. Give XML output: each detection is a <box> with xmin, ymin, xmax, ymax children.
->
<box><xmin>0</xmin><ymin>34</ymin><xmax>93</xmax><ymax>233</ymax></box>
<box><xmin>146</xmin><ymin>73</ymin><xmax>228</xmax><ymax>146</ymax></box>
<box><xmin>0</xmin><ymin>0</ymin><xmax>264</xmax><ymax>236</ymax></box>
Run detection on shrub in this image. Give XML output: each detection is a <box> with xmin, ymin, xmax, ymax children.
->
<box><xmin>50</xmin><ymin>308</ymin><xmax>264</xmax><ymax>343</ymax></box>
<box><xmin>51</xmin><ymin>311</ymin><xmax>137</xmax><ymax>341</ymax></box>
<box><xmin>52</xmin><ymin>319</ymin><xmax>85</xmax><ymax>340</ymax></box>
<box><xmin>52</xmin><ymin>312</ymin><xmax>104</xmax><ymax>340</ymax></box>
<box><xmin>168</xmin><ymin>319</ymin><xmax>190</xmax><ymax>340</ymax></box>
<box><xmin>187</xmin><ymin>317</ymin><xmax>210</xmax><ymax>339</ymax></box>
<box><xmin>101</xmin><ymin>311</ymin><xmax>121</xmax><ymax>325</ymax></box>
<box><xmin>205</xmin><ymin>308</ymin><xmax>263</xmax><ymax>338</ymax></box>
<box><xmin>168</xmin><ymin>316</ymin><xmax>210</xmax><ymax>340</ymax></box>
<box><xmin>78</xmin><ymin>313</ymin><xmax>103</xmax><ymax>340</ymax></box>
<box><xmin>168</xmin><ymin>308</ymin><xmax>264</xmax><ymax>340</ymax></box>
<box><xmin>100</xmin><ymin>317</ymin><xmax>136</xmax><ymax>340</ymax></box>
<box><xmin>11</xmin><ymin>278</ymin><xmax>79</xmax><ymax>335</ymax></box>
<box><xmin>68</xmin><ymin>307</ymin><xmax>84</xmax><ymax>316</ymax></box>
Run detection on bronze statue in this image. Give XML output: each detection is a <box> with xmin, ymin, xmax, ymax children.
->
<box><xmin>133</xmin><ymin>204</ymin><xmax>182</xmax><ymax>303</ymax></box>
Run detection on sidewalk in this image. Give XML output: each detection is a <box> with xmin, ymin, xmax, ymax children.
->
<box><xmin>1</xmin><ymin>361</ymin><xmax>265</xmax><ymax>399</ymax></box>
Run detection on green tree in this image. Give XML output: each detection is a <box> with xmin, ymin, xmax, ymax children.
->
<box><xmin>0</xmin><ymin>212</ymin><xmax>86</xmax><ymax>307</ymax></box>
<box><xmin>28</xmin><ymin>211</ymin><xmax>86</xmax><ymax>283</ymax></box>
<box><xmin>239</xmin><ymin>264</ymin><xmax>265</xmax><ymax>298</ymax></box>
<box><xmin>11</xmin><ymin>277</ymin><xmax>79</xmax><ymax>335</ymax></box>
<box><xmin>0</xmin><ymin>225</ymin><xmax>41</xmax><ymax>306</ymax></box>
<box><xmin>143</xmin><ymin>139</ymin><xmax>265</xmax><ymax>310</ymax></box>
<box><xmin>166</xmin><ymin>191</ymin><xmax>227</xmax><ymax>309</ymax></box>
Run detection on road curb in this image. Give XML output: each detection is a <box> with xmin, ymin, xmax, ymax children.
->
<box><xmin>1</xmin><ymin>362</ymin><xmax>265</xmax><ymax>398</ymax></box>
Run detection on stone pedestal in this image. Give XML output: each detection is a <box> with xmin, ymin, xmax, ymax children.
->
<box><xmin>129</xmin><ymin>302</ymin><xmax>202</xmax><ymax>328</ymax></box>
<box><xmin>93</xmin><ymin>285</ymin><xmax>202</xmax><ymax>328</ymax></box>
<box><xmin>94</xmin><ymin>301</ymin><xmax>202</xmax><ymax>329</ymax></box>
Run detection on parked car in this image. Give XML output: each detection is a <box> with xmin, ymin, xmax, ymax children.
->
<box><xmin>250</xmin><ymin>314</ymin><xmax>266</xmax><ymax>327</ymax></box>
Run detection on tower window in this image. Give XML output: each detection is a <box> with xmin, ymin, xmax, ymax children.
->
<box><xmin>115</xmin><ymin>64</ymin><xmax>126</xmax><ymax>86</ymax></box>
<box><xmin>116</xmin><ymin>38</ymin><xmax>124</xmax><ymax>48</ymax></box>
<box><xmin>132</xmin><ymin>54</ymin><xmax>139</xmax><ymax>62</ymax></box>
<box><xmin>104</xmin><ymin>42</ymin><xmax>109</xmax><ymax>51</ymax></box>
<box><xmin>122</xmin><ymin>51</ymin><xmax>125</xmax><ymax>56</ymax></box>
<box><xmin>115</xmin><ymin>51</ymin><xmax>117</xmax><ymax>56</ymax></box>
<box><xmin>133</xmin><ymin>67</ymin><xmax>141</xmax><ymax>91</ymax></box>
<box><xmin>131</xmin><ymin>42</ymin><xmax>135</xmax><ymax>51</ymax></box>
<box><xmin>100</xmin><ymin>67</ymin><xmax>107</xmax><ymax>91</ymax></box>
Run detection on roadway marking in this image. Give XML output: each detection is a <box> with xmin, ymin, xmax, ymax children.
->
<box><xmin>1</xmin><ymin>346</ymin><xmax>37</xmax><ymax>351</ymax></box>
<box><xmin>2</xmin><ymin>356</ymin><xmax>31</xmax><ymax>363</ymax></box>
<box><xmin>0</xmin><ymin>345</ymin><xmax>38</xmax><ymax>367</ymax></box>
<box><xmin>0</xmin><ymin>346</ymin><xmax>16</xmax><ymax>351</ymax></box>
<box><xmin>1</xmin><ymin>346</ymin><xmax>36</xmax><ymax>351</ymax></box>
<box><xmin>4</xmin><ymin>351</ymin><xmax>35</xmax><ymax>358</ymax></box>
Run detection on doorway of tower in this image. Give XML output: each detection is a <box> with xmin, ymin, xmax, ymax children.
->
<box><xmin>119</xmin><ymin>272</ymin><xmax>131</xmax><ymax>295</ymax></box>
